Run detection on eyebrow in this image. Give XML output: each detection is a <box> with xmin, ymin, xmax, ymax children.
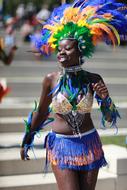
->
<box><xmin>59</xmin><ymin>42</ymin><xmax>75</xmax><ymax>48</ymax></box>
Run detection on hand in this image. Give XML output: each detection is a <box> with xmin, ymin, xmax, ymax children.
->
<box><xmin>20</xmin><ymin>147</ymin><xmax>30</xmax><ymax>161</ymax></box>
<box><xmin>92</xmin><ymin>80</ymin><xmax>109</xmax><ymax>99</ymax></box>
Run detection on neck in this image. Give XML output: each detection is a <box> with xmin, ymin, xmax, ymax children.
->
<box><xmin>63</xmin><ymin>65</ymin><xmax>83</xmax><ymax>74</ymax></box>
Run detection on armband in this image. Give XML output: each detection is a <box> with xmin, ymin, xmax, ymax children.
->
<box><xmin>21</xmin><ymin>101</ymin><xmax>38</xmax><ymax>149</ymax></box>
<box><xmin>95</xmin><ymin>94</ymin><xmax>121</xmax><ymax>130</ymax></box>
<box><xmin>21</xmin><ymin>101</ymin><xmax>54</xmax><ymax>159</ymax></box>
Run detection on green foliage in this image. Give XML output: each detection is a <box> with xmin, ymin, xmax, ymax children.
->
<box><xmin>3</xmin><ymin>0</ymin><xmax>20</xmax><ymax>16</ymax></box>
<box><xmin>101</xmin><ymin>135</ymin><xmax>126</xmax><ymax>147</ymax></box>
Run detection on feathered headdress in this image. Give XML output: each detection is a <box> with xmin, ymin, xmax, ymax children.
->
<box><xmin>32</xmin><ymin>0</ymin><xmax>127</xmax><ymax>58</ymax></box>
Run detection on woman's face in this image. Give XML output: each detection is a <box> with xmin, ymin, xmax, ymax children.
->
<box><xmin>57</xmin><ymin>39</ymin><xmax>80</xmax><ymax>67</ymax></box>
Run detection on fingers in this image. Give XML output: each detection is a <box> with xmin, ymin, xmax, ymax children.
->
<box><xmin>20</xmin><ymin>148</ymin><xmax>30</xmax><ymax>161</ymax></box>
<box><xmin>92</xmin><ymin>80</ymin><xmax>109</xmax><ymax>99</ymax></box>
<box><xmin>93</xmin><ymin>83</ymin><xmax>107</xmax><ymax>94</ymax></box>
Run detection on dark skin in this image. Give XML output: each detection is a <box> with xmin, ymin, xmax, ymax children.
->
<box><xmin>20</xmin><ymin>39</ymin><xmax>111</xmax><ymax>190</ymax></box>
<box><xmin>0</xmin><ymin>45</ymin><xmax>18</xmax><ymax>65</ymax></box>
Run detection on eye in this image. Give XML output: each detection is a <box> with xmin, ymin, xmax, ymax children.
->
<box><xmin>58</xmin><ymin>47</ymin><xmax>62</xmax><ymax>52</ymax></box>
<box><xmin>65</xmin><ymin>46</ymin><xmax>71</xmax><ymax>50</ymax></box>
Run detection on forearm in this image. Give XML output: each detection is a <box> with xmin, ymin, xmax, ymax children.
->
<box><xmin>96</xmin><ymin>95</ymin><xmax>121</xmax><ymax>127</ymax></box>
<box><xmin>100</xmin><ymin>98</ymin><xmax>113</xmax><ymax>122</ymax></box>
<box><xmin>31</xmin><ymin>110</ymin><xmax>48</xmax><ymax>131</ymax></box>
<box><xmin>20</xmin><ymin>74</ymin><xmax>53</xmax><ymax>160</ymax></box>
<box><xmin>21</xmin><ymin>99</ymin><xmax>50</xmax><ymax>145</ymax></box>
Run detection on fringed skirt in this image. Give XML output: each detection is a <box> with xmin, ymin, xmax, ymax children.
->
<box><xmin>44</xmin><ymin>128</ymin><xmax>107</xmax><ymax>171</ymax></box>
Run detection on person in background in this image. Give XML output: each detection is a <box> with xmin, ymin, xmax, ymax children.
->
<box><xmin>0</xmin><ymin>16</ymin><xmax>18</xmax><ymax>65</ymax></box>
<box><xmin>0</xmin><ymin>36</ymin><xmax>17</xmax><ymax>65</ymax></box>
<box><xmin>16</xmin><ymin>3</ymin><xmax>25</xmax><ymax>28</ymax></box>
<box><xmin>20</xmin><ymin>18</ymin><xmax>33</xmax><ymax>42</ymax></box>
<box><xmin>0</xmin><ymin>78</ymin><xmax>10</xmax><ymax>103</ymax></box>
<box><xmin>36</xmin><ymin>4</ymin><xmax>50</xmax><ymax>24</ymax></box>
<box><xmin>20</xmin><ymin>1</ymin><xmax>127</xmax><ymax>190</ymax></box>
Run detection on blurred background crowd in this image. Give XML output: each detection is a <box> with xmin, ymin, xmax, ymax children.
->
<box><xmin>0</xmin><ymin>0</ymin><xmax>127</xmax><ymax>101</ymax></box>
<box><xmin>0</xmin><ymin>0</ymin><xmax>127</xmax><ymax>55</ymax></box>
<box><xmin>0</xmin><ymin>1</ymin><xmax>55</xmax><ymax>48</ymax></box>
<box><xmin>0</xmin><ymin>0</ymin><xmax>73</xmax><ymax>43</ymax></box>
<box><xmin>0</xmin><ymin>0</ymin><xmax>72</xmax><ymax>102</ymax></box>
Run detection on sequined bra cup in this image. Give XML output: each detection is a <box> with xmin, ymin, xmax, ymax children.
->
<box><xmin>51</xmin><ymin>91</ymin><xmax>93</xmax><ymax>115</ymax></box>
<box><xmin>48</xmin><ymin>68</ymin><xmax>95</xmax><ymax>135</ymax></box>
<box><xmin>51</xmin><ymin>90</ymin><xmax>93</xmax><ymax>135</ymax></box>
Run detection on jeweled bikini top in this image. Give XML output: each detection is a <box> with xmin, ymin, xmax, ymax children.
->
<box><xmin>49</xmin><ymin>68</ymin><xmax>94</xmax><ymax>135</ymax></box>
<box><xmin>50</xmin><ymin>67</ymin><xmax>93</xmax><ymax>114</ymax></box>
<box><xmin>51</xmin><ymin>90</ymin><xmax>93</xmax><ymax>114</ymax></box>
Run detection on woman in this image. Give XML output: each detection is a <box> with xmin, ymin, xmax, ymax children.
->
<box><xmin>20</xmin><ymin>0</ymin><xmax>127</xmax><ymax>189</ymax></box>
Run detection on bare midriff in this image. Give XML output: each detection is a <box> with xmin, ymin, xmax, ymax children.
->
<box><xmin>51</xmin><ymin>113</ymin><xmax>94</xmax><ymax>135</ymax></box>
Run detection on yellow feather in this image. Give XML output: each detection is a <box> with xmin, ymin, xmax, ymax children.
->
<box><xmin>50</xmin><ymin>44</ymin><xmax>56</xmax><ymax>49</ymax></box>
<box><xmin>44</xmin><ymin>23</ymin><xmax>64</xmax><ymax>34</ymax></box>
<box><xmin>104</xmin><ymin>23</ymin><xmax>120</xmax><ymax>45</ymax></box>
<box><xmin>48</xmin><ymin>36</ymin><xmax>57</xmax><ymax>43</ymax></box>
<box><xmin>77</xmin><ymin>20</ymin><xmax>90</xmax><ymax>28</ymax></box>
<box><xmin>81</xmin><ymin>6</ymin><xmax>97</xmax><ymax>20</ymax></box>
<box><xmin>44</xmin><ymin>25</ymin><xmax>55</xmax><ymax>32</ymax></box>
<box><xmin>63</xmin><ymin>7</ymin><xmax>80</xmax><ymax>23</ymax></box>
<box><xmin>91</xmin><ymin>23</ymin><xmax>116</xmax><ymax>46</ymax></box>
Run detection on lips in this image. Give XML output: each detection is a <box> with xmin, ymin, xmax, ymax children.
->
<box><xmin>58</xmin><ymin>55</ymin><xmax>68</xmax><ymax>62</ymax></box>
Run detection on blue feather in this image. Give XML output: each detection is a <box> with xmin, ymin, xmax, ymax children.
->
<box><xmin>73</xmin><ymin>0</ymin><xmax>127</xmax><ymax>35</ymax></box>
<box><xmin>47</xmin><ymin>4</ymin><xmax>70</xmax><ymax>24</ymax></box>
<box><xmin>33</xmin><ymin>0</ymin><xmax>127</xmax><ymax>55</ymax></box>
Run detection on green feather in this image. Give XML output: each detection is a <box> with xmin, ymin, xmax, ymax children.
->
<box><xmin>53</xmin><ymin>22</ymin><xmax>95</xmax><ymax>58</ymax></box>
<box><xmin>24</xmin><ymin>119</ymin><xmax>30</xmax><ymax>133</ymax></box>
<box><xmin>89</xmin><ymin>18</ymin><xmax>109</xmax><ymax>25</ymax></box>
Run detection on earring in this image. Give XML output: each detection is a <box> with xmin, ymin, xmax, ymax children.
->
<box><xmin>79</xmin><ymin>56</ymin><xmax>85</xmax><ymax>65</ymax></box>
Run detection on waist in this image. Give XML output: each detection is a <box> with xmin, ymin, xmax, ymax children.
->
<box><xmin>52</xmin><ymin>113</ymin><xmax>94</xmax><ymax>134</ymax></box>
<box><xmin>52</xmin><ymin>128</ymin><xmax>96</xmax><ymax>138</ymax></box>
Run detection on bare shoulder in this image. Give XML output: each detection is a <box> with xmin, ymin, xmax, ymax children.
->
<box><xmin>85</xmin><ymin>71</ymin><xmax>103</xmax><ymax>83</ymax></box>
<box><xmin>42</xmin><ymin>71</ymin><xmax>59</xmax><ymax>90</ymax></box>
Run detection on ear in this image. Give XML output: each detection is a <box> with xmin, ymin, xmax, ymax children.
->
<box><xmin>74</xmin><ymin>40</ymin><xmax>82</xmax><ymax>57</ymax></box>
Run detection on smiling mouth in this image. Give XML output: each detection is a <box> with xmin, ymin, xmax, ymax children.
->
<box><xmin>58</xmin><ymin>56</ymin><xmax>67</xmax><ymax>62</ymax></box>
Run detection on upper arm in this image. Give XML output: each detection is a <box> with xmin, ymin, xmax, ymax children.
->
<box><xmin>37</xmin><ymin>74</ymin><xmax>52</xmax><ymax>116</ymax></box>
<box><xmin>87</xmin><ymin>72</ymin><xmax>105</xmax><ymax>94</ymax></box>
<box><xmin>28</xmin><ymin>74</ymin><xmax>53</xmax><ymax>132</ymax></box>
<box><xmin>92</xmin><ymin>73</ymin><xmax>104</xmax><ymax>83</ymax></box>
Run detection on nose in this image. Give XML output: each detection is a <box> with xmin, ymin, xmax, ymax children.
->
<box><xmin>59</xmin><ymin>48</ymin><xmax>66</xmax><ymax>54</ymax></box>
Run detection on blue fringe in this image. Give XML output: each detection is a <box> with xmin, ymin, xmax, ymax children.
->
<box><xmin>60</xmin><ymin>157</ymin><xmax>107</xmax><ymax>171</ymax></box>
<box><xmin>44</xmin><ymin>130</ymin><xmax>107</xmax><ymax>171</ymax></box>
